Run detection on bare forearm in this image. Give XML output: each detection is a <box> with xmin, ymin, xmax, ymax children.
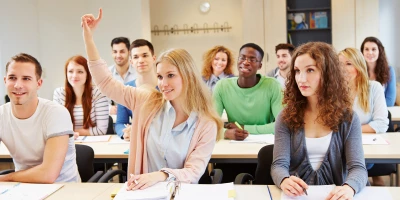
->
<box><xmin>0</xmin><ymin>165</ymin><xmax>58</xmax><ymax>183</ymax></box>
<box><xmin>76</xmin><ymin>128</ymin><xmax>91</xmax><ymax>136</ymax></box>
<box><xmin>361</xmin><ymin>124</ymin><xmax>376</xmax><ymax>133</ymax></box>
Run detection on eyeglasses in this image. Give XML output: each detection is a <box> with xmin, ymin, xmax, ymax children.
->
<box><xmin>238</xmin><ymin>55</ymin><xmax>260</xmax><ymax>63</ymax></box>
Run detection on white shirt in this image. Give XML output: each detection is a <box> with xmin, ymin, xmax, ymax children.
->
<box><xmin>274</xmin><ymin>69</ymin><xmax>286</xmax><ymax>88</ymax></box>
<box><xmin>146</xmin><ymin>101</ymin><xmax>198</xmax><ymax>172</ymax></box>
<box><xmin>0</xmin><ymin>98</ymin><xmax>80</xmax><ymax>182</ymax></box>
<box><xmin>305</xmin><ymin>132</ymin><xmax>332</xmax><ymax>170</ymax></box>
<box><xmin>108</xmin><ymin>64</ymin><xmax>137</xmax><ymax>84</ymax></box>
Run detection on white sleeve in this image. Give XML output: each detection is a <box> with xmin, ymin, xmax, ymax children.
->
<box><xmin>45</xmin><ymin>105</ymin><xmax>74</xmax><ymax>139</ymax></box>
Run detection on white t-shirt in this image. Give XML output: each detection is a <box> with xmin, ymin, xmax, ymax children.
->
<box><xmin>0</xmin><ymin>98</ymin><xmax>80</xmax><ymax>182</ymax></box>
<box><xmin>305</xmin><ymin>132</ymin><xmax>332</xmax><ymax>170</ymax></box>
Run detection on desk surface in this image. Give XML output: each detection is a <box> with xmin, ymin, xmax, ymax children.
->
<box><xmin>43</xmin><ymin>183</ymin><xmax>400</xmax><ymax>200</ymax></box>
<box><xmin>388</xmin><ymin>106</ymin><xmax>400</xmax><ymax>121</ymax></box>
<box><xmin>1</xmin><ymin>133</ymin><xmax>400</xmax><ymax>162</ymax></box>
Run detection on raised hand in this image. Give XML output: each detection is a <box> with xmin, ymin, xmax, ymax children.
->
<box><xmin>81</xmin><ymin>8</ymin><xmax>103</xmax><ymax>41</ymax></box>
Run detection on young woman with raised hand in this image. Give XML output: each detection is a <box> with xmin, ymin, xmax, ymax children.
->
<box><xmin>201</xmin><ymin>45</ymin><xmax>235</xmax><ymax>92</ymax></box>
<box><xmin>80</xmin><ymin>8</ymin><xmax>222</xmax><ymax>190</ymax></box>
<box><xmin>271</xmin><ymin>42</ymin><xmax>368</xmax><ymax>200</ymax></box>
<box><xmin>361</xmin><ymin>37</ymin><xmax>396</xmax><ymax>106</ymax></box>
<box><xmin>53</xmin><ymin>55</ymin><xmax>109</xmax><ymax>137</ymax></box>
<box><xmin>339</xmin><ymin>48</ymin><xmax>389</xmax><ymax>186</ymax></box>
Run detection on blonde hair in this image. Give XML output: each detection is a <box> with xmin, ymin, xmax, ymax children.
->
<box><xmin>201</xmin><ymin>46</ymin><xmax>234</xmax><ymax>80</ymax></box>
<box><xmin>339</xmin><ymin>48</ymin><xmax>370</xmax><ymax>113</ymax></box>
<box><xmin>156</xmin><ymin>49</ymin><xmax>223</xmax><ymax>140</ymax></box>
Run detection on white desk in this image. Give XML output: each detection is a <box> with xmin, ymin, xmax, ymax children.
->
<box><xmin>388</xmin><ymin>106</ymin><xmax>400</xmax><ymax>122</ymax></box>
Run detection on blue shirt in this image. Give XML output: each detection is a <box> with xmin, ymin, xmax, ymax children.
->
<box><xmin>146</xmin><ymin>101</ymin><xmax>198</xmax><ymax>172</ymax></box>
<box><xmin>115</xmin><ymin>80</ymin><xmax>136</xmax><ymax>138</ymax></box>
<box><xmin>383</xmin><ymin>66</ymin><xmax>396</xmax><ymax>106</ymax></box>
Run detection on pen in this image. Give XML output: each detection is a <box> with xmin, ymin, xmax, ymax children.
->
<box><xmin>373</xmin><ymin>137</ymin><xmax>377</xmax><ymax>141</ymax></box>
<box><xmin>294</xmin><ymin>172</ymin><xmax>308</xmax><ymax>196</ymax></box>
<box><xmin>124</xmin><ymin>124</ymin><xmax>128</xmax><ymax>128</ymax></box>
<box><xmin>234</xmin><ymin>122</ymin><xmax>243</xmax><ymax>130</ymax></box>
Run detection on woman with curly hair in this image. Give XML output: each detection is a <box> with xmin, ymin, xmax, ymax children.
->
<box><xmin>339</xmin><ymin>47</ymin><xmax>388</xmax><ymax>186</ymax></box>
<box><xmin>271</xmin><ymin>42</ymin><xmax>368</xmax><ymax>199</ymax></box>
<box><xmin>201</xmin><ymin>46</ymin><xmax>235</xmax><ymax>92</ymax></box>
<box><xmin>361</xmin><ymin>37</ymin><xmax>396</xmax><ymax>106</ymax></box>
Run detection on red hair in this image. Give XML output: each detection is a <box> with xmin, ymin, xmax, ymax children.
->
<box><xmin>64</xmin><ymin>55</ymin><xmax>94</xmax><ymax>129</ymax></box>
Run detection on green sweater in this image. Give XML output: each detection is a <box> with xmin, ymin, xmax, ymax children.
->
<box><xmin>213</xmin><ymin>75</ymin><xmax>283</xmax><ymax>134</ymax></box>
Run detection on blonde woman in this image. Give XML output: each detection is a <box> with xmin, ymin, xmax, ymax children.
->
<box><xmin>80</xmin><ymin>9</ymin><xmax>223</xmax><ymax>190</ymax></box>
<box><xmin>201</xmin><ymin>46</ymin><xmax>235</xmax><ymax>92</ymax></box>
<box><xmin>339</xmin><ymin>48</ymin><xmax>389</xmax><ymax>186</ymax></box>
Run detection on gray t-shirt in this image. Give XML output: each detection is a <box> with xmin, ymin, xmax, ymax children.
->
<box><xmin>0</xmin><ymin>98</ymin><xmax>81</xmax><ymax>182</ymax></box>
<box><xmin>271</xmin><ymin>112</ymin><xmax>368</xmax><ymax>194</ymax></box>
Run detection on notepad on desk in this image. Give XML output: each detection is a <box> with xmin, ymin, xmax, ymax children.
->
<box><xmin>108</xmin><ymin>136</ymin><xmax>130</xmax><ymax>145</ymax></box>
<box><xmin>114</xmin><ymin>182</ymin><xmax>172</xmax><ymax>200</ymax></box>
<box><xmin>230</xmin><ymin>134</ymin><xmax>275</xmax><ymax>144</ymax></box>
<box><xmin>0</xmin><ymin>183</ymin><xmax>64</xmax><ymax>199</ymax></box>
<box><xmin>362</xmin><ymin>134</ymin><xmax>388</xmax><ymax>145</ymax></box>
<box><xmin>75</xmin><ymin>135</ymin><xmax>111</xmax><ymax>143</ymax></box>
<box><xmin>280</xmin><ymin>185</ymin><xmax>392</xmax><ymax>200</ymax></box>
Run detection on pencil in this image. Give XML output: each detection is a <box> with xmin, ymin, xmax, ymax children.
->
<box><xmin>234</xmin><ymin>122</ymin><xmax>243</xmax><ymax>130</ymax></box>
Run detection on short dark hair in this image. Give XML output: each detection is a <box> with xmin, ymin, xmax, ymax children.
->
<box><xmin>111</xmin><ymin>37</ymin><xmax>130</xmax><ymax>50</ymax></box>
<box><xmin>6</xmin><ymin>53</ymin><xmax>42</xmax><ymax>79</ymax></box>
<box><xmin>275</xmin><ymin>43</ymin><xmax>295</xmax><ymax>55</ymax></box>
<box><xmin>130</xmin><ymin>39</ymin><xmax>155</xmax><ymax>55</ymax></box>
<box><xmin>239</xmin><ymin>43</ymin><xmax>264</xmax><ymax>61</ymax></box>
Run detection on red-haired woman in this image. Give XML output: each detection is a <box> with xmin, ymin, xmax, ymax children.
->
<box><xmin>271</xmin><ymin>42</ymin><xmax>368</xmax><ymax>199</ymax></box>
<box><xmin>53</xmin><ymin>55</ymin><xmax>109</xmax><ymax>138</ymax></box>
<box><xmin>201</xmin><ymin>46</ymin><xmax>235</xmax><ymax>92</ymax></box>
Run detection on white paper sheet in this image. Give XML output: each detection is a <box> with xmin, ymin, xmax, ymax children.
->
<box><xmin>75</xmin><ymin>135</ymin><xmax>111</xmax><ymax>143</ymax></box>
<box><xmin>108</xmin><ymin>136</ymin><xmax>130</xmax><ymax>145</ymax></box>
<box><xmin>230</xmin><ymin>134</ymin><xmax>275</xmax><ymax>144</ymax></box>
<box><xmin>281</xmin><ymin>185</ymin><xmax>393</xmax><ymax>200</ymax></box>
<box><xmin>114</xmin><ymin>182</ymin><xmax>172</xmax><ymax>200</ymax></box>
<box><xmin>174</xmin><ymin>182</ymin><xmax>235</xmax><ymax>200</ymax></box>
<box><xmin>0</xmin><ymin>183</ymin><xmax>63</xmax><ymax>199</ymax></box>
<box><xmin>362</xmin><ymin>134</ymin><xmax>389</xmax><ymax>145</ymax></box>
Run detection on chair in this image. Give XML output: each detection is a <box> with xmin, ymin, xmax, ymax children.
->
<box><xmin>106</xmin><ymin>115</ymin><xmax>115</xmax><ymax>135</ymax></box>
<box><xmin>235</xmin><ymin>144</ymin><xmax>274</xmax><ymax>185</ymax></box>
<box><xmin>198</xmin><ymin>167</ymin><xmax>223</xmax><ymax>184</ymax></box>
<box><xmin>0</xmin><ymin>144</ymin><xmax>104</xmax><ymax>182</ymax></box>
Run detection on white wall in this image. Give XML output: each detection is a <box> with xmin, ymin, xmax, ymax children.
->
<box><xmin>0</xmin><ymin>0</ymin><xmax>150</xmax><ymax>102</ymax></box>
<box><xmin>379</xmin><ymin>0</ymin><xmax>399</xmax><ymax>79</ymax></box>
<box><xmin>150</xmin><ymin>0</ymin><xmax>243</xmax><ymax>74</ymax></box>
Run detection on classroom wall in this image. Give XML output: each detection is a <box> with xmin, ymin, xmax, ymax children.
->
<box><xmin>379</xmin><ymin>0</ymin><xmax>400</xmax><ymax>80</ymax></box>
<box><xmin>0</xmin><ymin>0</ymin><xmax>150</xmax><ymax>102</ymax></box>
<box><xmin>149</xmin><ymin>0</ymin><xmax>243</xmax><ymax>74</ymax></box>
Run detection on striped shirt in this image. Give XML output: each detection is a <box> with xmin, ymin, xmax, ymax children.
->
<box><xmin>53</xmin><ymin>87</ymin><xmax>109</xmax><ymax>135</ymax></box>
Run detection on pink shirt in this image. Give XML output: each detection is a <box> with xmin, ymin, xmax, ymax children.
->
<box><xmin>89</xmin><ymin>59</ymin><xmax>217</xmax><ymax>183</ymax></box>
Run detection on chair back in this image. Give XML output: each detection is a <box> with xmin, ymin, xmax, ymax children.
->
<box><xmin>254</xmin><ymin>144</ymin><xmax>274</xmax><ymax>185</ymax></box>
<box><xmin>387</xmin><ymin>111</ymin><xmax>394</xmax><ymax>132</ymax></box>
<box><xmin>75</xmin><ymin>144</ymin><xmax>95</xmax><ymax>182</ymax></box>
<box><xmin>106</xmin><ymin>116</ymin><xmax>115</xmax><ymax>135</ymax></box>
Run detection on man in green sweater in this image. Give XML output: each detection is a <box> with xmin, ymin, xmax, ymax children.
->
<box><xmin>213</xmin><ymin>43</ymin><xmax>283</xmax><ymax>140</ymax></box>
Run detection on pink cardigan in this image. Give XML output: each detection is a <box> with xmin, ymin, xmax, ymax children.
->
<box><xmin>89</xmin><ymin>59</ymin><xmax>217</xmax><ymax>183</ymax></box>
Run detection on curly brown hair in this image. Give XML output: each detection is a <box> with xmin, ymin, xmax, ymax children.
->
<box><xmin>360</xmin><ymin>37</ymin><xmax>390</xmax><ymax>85</ymax></box>
<box><xmin>282</xmin><ymin>42</ymin><xmax>352</xmax><ymax>133</ymax></box>
<box><xmin>201</xmin><ymin>46</ymin><xmax>234</xmax><ymax>80</ymax></box>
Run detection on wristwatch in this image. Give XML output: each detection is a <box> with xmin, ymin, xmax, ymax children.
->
<box><xmin>161</xmin><ymin>170</ymin><xmax>176</xmax><ymax>181</ymax></box>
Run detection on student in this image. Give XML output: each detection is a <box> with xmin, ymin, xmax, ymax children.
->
<box><xmin>53</xmin><ymin>55</ymin><xmax>109</xmax><ymax>137</ymax></box>
<box><xmin>0</xmin><ymin>53</ymin><xmax>80</xmax><ymax>183</ymax></box>
<box><xmin>213</xmin><ymin>43</ymin><xmax>282</xmax><ymax>182</ymax></box>
<box><xmin>266</xmin><ymin>43</ymin><xmax>295</xmax><ymax>88</ymax></box>
<box><xmin>108</xmin><ymin>37</ymin><xmax>137</xmax><ymax>114</ymax></box>
<box><xmin>271</xmin><ymin>42</ymin><xmax>368</xmax><ymax>199</ymax></box>
<box><xmin>201</xmin><ymin>45</ymin><xmax>235</xmax><ymax>92</ymax></box>
<box><xmin>339</xmin><ymin>47</ymin><xmax>388</xmax><ymax>186</ymax></box>
<box><xmin>361</xmin><ymin>37</ymin><xmax>396</xmax><ymax>106</ymax></box>
<box><xmin>116</xmin><ymin>39</ymin><xmax>158</xmax><ymax>140</ymax></box>
<box><xmin>81</xmin><ymin>8</ymin><xmax>222</xmax><ymax>190</ymax></box>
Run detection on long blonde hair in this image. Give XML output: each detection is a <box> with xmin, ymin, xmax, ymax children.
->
<box><xmin>155</xmin><ymin>49</ymin><xmax>223</xmax><ymax>140</ymax></box>
<box><xmin>339</xmin><ymin>48</ymin><xmax>370</xmax><ymax>113</ymax></box>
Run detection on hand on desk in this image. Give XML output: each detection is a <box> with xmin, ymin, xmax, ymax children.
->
<box><xmin>280</xmin><ymin>176</ymin><xmax>308</xmax><ymax>197</ymax></box>
<box><xmin>126</xmin><ymin>172</ymin><xmax>168</xmax><ymax>191</ymax></box>
<box><xmin>224</xmin><ymin>127</ymin><xmax>249</xmax><ymax>140</ymax></box>
<box><xmin>123</xmin><ymin>125</ymin><xmax>131</xmax><ymax>141</ymax></box>
<box><xmin>325</xmin><ymin>185</ymin><xmax>355</xmax><ymax>200</ymax></box>
<box><xmin>73</xmin><ymin>132</ymin><xmax>79</xmax><ymax>140</ymax></box>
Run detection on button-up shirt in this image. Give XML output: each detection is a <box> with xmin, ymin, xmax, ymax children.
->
<box><xmin>108</xmin><ymin>64</ymin><xmax>137</xmax><ymax>84</ymax></box>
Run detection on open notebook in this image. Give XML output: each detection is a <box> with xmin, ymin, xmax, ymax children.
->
<box><xmin>0</xmin><ymin>183</ymin><xmax>64</xmax><ymax>199</ymax></box>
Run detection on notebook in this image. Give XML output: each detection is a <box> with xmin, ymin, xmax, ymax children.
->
<box><xmin>75</xmin><ymin>135</ymin><xmax>111</xmax><ymax>143</ymax></box>
<box><xmin>0</xmin><ymin>183</ymin><xmax>64</xmax><ymax>199</ymax></box>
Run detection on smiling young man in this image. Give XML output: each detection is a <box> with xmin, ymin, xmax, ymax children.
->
<box><xmin>0</xmin><ymin>53</ymin><xmax>80</xmax><ymax>183</ymax></box>
<box><xmin>267</xmin><ymin>43</ymin><xmax>295</xmax><ymax>88</ymax></box>
<box><xmin>212</xmin><ymin>43</ymin><xmax>283</xmax><ymax>182</ymax></box>
<box><xmin>115</xmin><ymin>39</ymin><xmax>158</xmax><ymax>139</ymax></box>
